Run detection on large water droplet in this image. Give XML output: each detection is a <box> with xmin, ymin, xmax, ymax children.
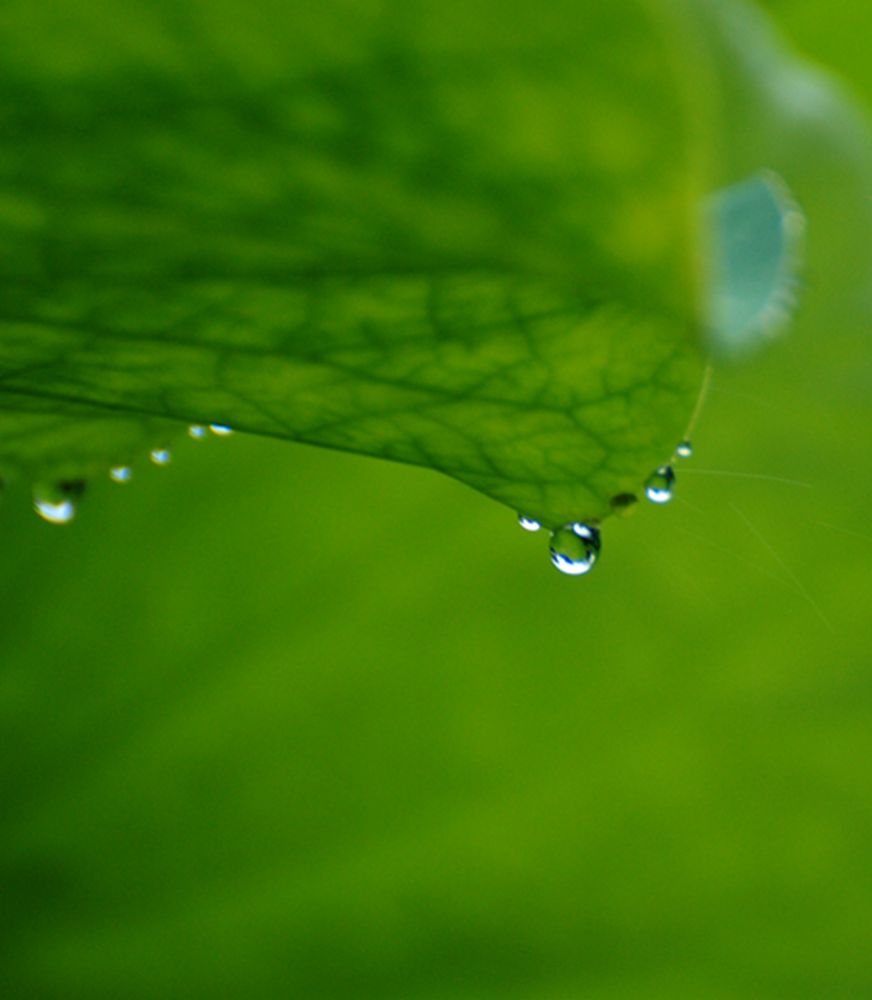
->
<box><xmin>35</xmin><ymin>498</ymin><xmax>76</xmax><ymax>524</ymax></box>
<box><xmin>109</xmin><ymin>466</ymin><xmax>133</xmax><ymax>483</ymax></box>
<box><xmin>33</xmin><ymin>481</ymin><xmax>85</xmax><ymax>525</ymax></box>
<box><xmin>676</xmin><ymin>441</ymin><xmax>693</xmax><ymax>459</ymax></box>
<box><xmin>209</xmin><ymin>424</ymin><xmax>234</xmax><ymax>436</ymax></box>
<box><xmin>150</xmin><ymin>448</ymin><xmax>171</xmax><ymax>466</ymax></box>
<box><xmin>549</xmin><ymin>523</ymin><xmax>601</xmax><ymax>576</ymax></box>
<box><xmin>645</xmin><ymin>466</ymin><xmax>675</xmax><ymax>504</ymax></box>
<box><xmin>188</xmin><ymin>425</ymin><xmax>208</xmax><ymax>440</ymax></box>
<box><xmin>518</xmin><ymin>515</ymin><xmax>542</xmax><ymax>532</ymax></box>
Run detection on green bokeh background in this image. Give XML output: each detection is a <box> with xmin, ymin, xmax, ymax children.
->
<box><xmin>3</xmin><ymin>4</ymin><xmax>872</xmax><ymax>999</ymax></box>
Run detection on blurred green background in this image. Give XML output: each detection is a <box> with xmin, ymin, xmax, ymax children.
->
<box><xmin>3</xmin><ymin>3</ymin><xmax>872</xmax><ymax>999</ymax></box>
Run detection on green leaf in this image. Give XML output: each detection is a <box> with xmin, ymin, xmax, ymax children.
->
<box><xmin>686</xmin><ymin>0</ymin><xmax>872</xmax><ymax>357</ymax></box>
<box><xmin>0</xmin><ymin>0</ymin><xmax>870</xmax><ymax>527</ymax></box>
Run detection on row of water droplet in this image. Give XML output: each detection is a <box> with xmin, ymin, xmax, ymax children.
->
<box><xmin>520</xmin><ymin>440</ymin><xmax>693</xmax><ymax>576</ymax></box>
<box><xmin>33</xmin><ymin>429</ymin><xmax>692</xmax><ymax>569</ymax></box>
<box><xmin>34</xmin><ymin>424</ymin><xmax>234</xmax><ymax>524</ymax></box>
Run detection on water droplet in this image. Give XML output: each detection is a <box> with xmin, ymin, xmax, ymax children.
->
<box><xmin>549</xmin><ymin>523</ymin><xmax>601</xmax><ymax>576</ymax></box>
<box><xmin>609</xmin><ymin>493</ymin><xmax>637</xmax><ymax>514</ymax></box>
<box><xmin>676</xmin><ymin>440</ymin><xmax>693</xmax><ymax>459</ymax></box>
<box><xmin>34</xmin><ymin>498</ymin><xmax>76</xmax><ymax>524</ymax></box>
<box><xmin>150</xmin><ymin>448</ymin><xmax>171</xmax><ymax>466</ymax></box>
<box><xmin>33</xmin><ymin>481</ymin><xmax>85</xmax><ymax>525</ymax></box>
<box><xmin>109</xmin><ymin>466</ymin><xmax>133</xmax><ymax>483</ymax></box>
<box><xmin>209</xmin><ymin>424</ymin><xmax>234</xmax><ymax>436</ymax></box>
<box><xmin>518</xmin><ymin>515</ymin><xmax>542</xmax><ymax>532</ymax></box>
<box><xmin>188</xmin><ymin>425</ymin><xmax>208</xmax><ymax>440</ymax></box>
<box><xmin>645</xmin><ymin>465</ymin><xmax>675</xmax><ymax>504</ymax></box>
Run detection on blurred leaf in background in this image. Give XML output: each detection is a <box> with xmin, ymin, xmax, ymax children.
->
<box><xmin>2</xmin><ymin>1</ymin><xmax>872</xmax><ymax>999</ymax></box>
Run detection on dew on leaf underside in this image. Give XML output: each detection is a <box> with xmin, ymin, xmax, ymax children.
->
<box><xmin>609</xmin><ymin>493</ymin><xmax>637</xmax><ymax>515</ymax></box>
<box><xmin>33</xmin><ymin>481</ymin><xmax>86</xmax><ymax>525</ymax></box>
<box><xmin>29</xmin><ymin>419</ymin><xmax>239</xmax><ymax>525</ymax></box>
<box><xmin>645</xmin><ymin>465</ymin><xmax>675</xmax><ymax>504</ymax></box>
<box><xmin>549</xmin><ymin>523</ymin><xmax>601</xmax><ymax>576</ymax></box>
<box><xmin>518</xmin><ymin>515</ymin><xmax>542</xmax><ymax>532</ymax></box>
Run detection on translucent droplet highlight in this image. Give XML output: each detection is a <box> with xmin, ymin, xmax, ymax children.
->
<box><xmin>188</xmin><ymin>425</ymin><xmax>208</xmax><ymax>440</ymax></box>
<box><xmin>549</xmin><ymin>523</ymin><xmax>601</xmax><ymax>576</ymax></box>
<box><xmin>209</xmin><ymin>424</ymin><xmax>234</xmax><ymax>437</ymax></box>
<box><xmin>645</xmin><ymin>466</ymin><xmax>675</xmax><ymax>505</ymax></box>
<box><xmin>518</xmin><ymin>515</ymin><xmax>542</xmax><ymax>532</ymax></box>
<box><xmin>706</xmin><ymin>172</ymin><xmax>804</xmax><ymax>358</ymax></box>
<box><xmin>150</xmin><ymin>448</ymin><xmax>171</xmax><ymax>466</ymax></box>
<box><xmin>33</xmin><ymin>481</ymin><xmax>85</xmax><ymax>525</ymax></box>
<box><xmin>676</xmin><ymin>441</ymin><xmax>693</xmax><ymax>459</ymax></box>
<box><xmin>109</xmin><ymin>466</ymin><xmax>133</xmax><ymax>483</ymax></box>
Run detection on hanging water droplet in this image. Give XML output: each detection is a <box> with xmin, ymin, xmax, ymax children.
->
<box><xmin>645</xmin><ymin>465</ymin><xmax>675</xmax><ymax>504</ymax></box>
<box><xmin>549</xmin><ymin>523</ymin><xmax>601</xmax><ymax>576</ymax></box>
<box><xmin>676</xmin><ymin>440</ymin><xmax>693</xmax><ymax>459</ymax></box>
<box><xmin>209</xmin><ymin>424</ymin><xmax>234</xmax><ymax>436</ymax></box>
<box><xmin>33</xmin><ymin>481</ymin><xmax>85</xmax><ymax>525</ymax></box>
<box><xmin>109</xmin><ymin>466</ymin><xmax>133</xmax><ymax>483</ymax></box>
<box><xmin>188</xmin><ymin>425</ymin><xmax>208</xmax><ymax>440</ymax></box>
<box><xmin>34</xmin><ymin>497</ymin><xmax>76</xmax><ymax>524</ymax></box>
<box><xmin>150</xmin><ymin>448</ymin><xmax>171</xmax><ymax>466</ymax></box>
<box><xmin>518</xmin><ymin>515</ymin><xmax>542</xmax><ymax>532</ymax></box>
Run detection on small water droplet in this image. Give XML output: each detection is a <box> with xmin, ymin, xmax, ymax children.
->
<box><xmin>109</xmin><ymin>466</ymin><xmax>133</xmax><ymax>483</ymax></box>
<box><xmin>609</xmin><ymin>493</ymin><xmax>637</xmax><ymax>514</ymax></box>
<box><xmin>33</xmin><ymin>481</ymin><xmax>85</xmax><ymax>525</ymax></box>
<box><xmin>150</xmin><ymin>448</ymin><xmax>171</xmax><ymax>466</ymax></box>
<box><xmin>549</xmin><ymin>523</ymin><xmax>601</xmax><ymax>576</ymax></box>
<box><xmin>645</xmin><ymin>465</ymin><xmax>675</xmax><ymax>504</ymax></box>
<box><xmin>676</xmin><ymin>440</ymin><xmax>693</xmax><ymax>459</ymax></box>
<box><xmin>188</xmin><ymin>425</ymin><xmax>208</xmax><ymax>439</ymax></box>
<box><xmin>209</xmin><ymin>424</ymin><xmax>234</xmax><ymax>436</ymax></box>
<box><xmin>518</xmin><ymin>515</ymin><xmax>542</xmax><ymax>532</ymax></box>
